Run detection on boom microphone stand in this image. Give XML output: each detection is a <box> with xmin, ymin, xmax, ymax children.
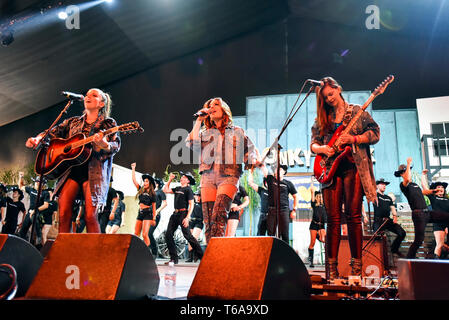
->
<box><xmin>261</xmin><ymin>81</ymin><xmax>320</xmax><ymax>240</ymax></box>
<box><xmin>29</xmin><ymin>99</ymin><xmax>74</xmax><ymax>244</ymax></box>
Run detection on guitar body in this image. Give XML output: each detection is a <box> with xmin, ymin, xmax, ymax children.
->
<box><xmin>313</xmin><ymin>125</ymin><xmax>353</xmax><ymax>185</ymax></box>
<box><xmin>35</xmin><ymin>134</ymin><xmax>92</xmax><ymax>180</ymax></box>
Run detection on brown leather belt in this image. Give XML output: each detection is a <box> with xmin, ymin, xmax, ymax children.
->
<box><xmin>174</xmin><ymin>208</ymin><xmax>187</xmax><ymax>213</ymax></box>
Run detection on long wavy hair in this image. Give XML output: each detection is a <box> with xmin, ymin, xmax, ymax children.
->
<box><xmin>315</xmin><ymin>77</ymin><xmax>345</xmax><ymax>136</ymax></box>
<box><xmin>202</xmin><ymin>97</ymin><xmax>233</xmax><ymax>130</ymax></box>
<box><xmin>135</xmin><ymin>182</ymin><xmax>155</xmax><ymax>199</ymax></box>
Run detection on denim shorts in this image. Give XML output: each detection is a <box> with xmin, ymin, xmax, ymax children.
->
<box><xmin>200</xmin><ymin>169</ymin><xmax>239</xmax><ymax>189</ymax></box>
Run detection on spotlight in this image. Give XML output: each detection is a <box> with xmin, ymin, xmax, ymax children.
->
<box><xmin>1</xmin><ymin>29</ymin><xmax>14</xmax><ymax>47</ymax></box>
<box><xmin>58</xmin><ymin>11</ymin><xmax>68</xmax><ymax>20</ymax></box>
<box><xmin>104</xmin><ymin>0</ymin><xmax>113</xmax><ymax>3</ymax></box>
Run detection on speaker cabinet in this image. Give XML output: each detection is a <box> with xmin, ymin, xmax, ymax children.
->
<box><xmin>398</xmin><ymin>259</ymin><xmax>449</xmax><ymax>300</ymax></box>
<box><xmin>188</xmin><ymin>236</ymin><xmax>311</xmax><ymax>300</ymax></box>
<box><xmin>0</xmin><ymin>234</ymin><xmax>43</xmax><ymax>297</ymax></box>
<box><xmin>25</xmin><ymin>234</ymin><xmax>159</xmax><ymax>300</ymax></box>
<box><xmin>329</xmin><ymin>235</ymin><xmax>388</xmax><ymax>278</ymax></box>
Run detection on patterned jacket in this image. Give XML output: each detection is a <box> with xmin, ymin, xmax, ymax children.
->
<box><xmin>186</xmin><ymin>124</ymin><xmax>258</xmax><ymax>177</ymax></box>
<box><xmin>47</xmin><ymin>114</ymin><xmax>121</xmax><ymax>206</ymax></box>
<box><xmin>310</xmin><ymin>104</ymin><xmax>380</xmax><ymax>203</ymax></box>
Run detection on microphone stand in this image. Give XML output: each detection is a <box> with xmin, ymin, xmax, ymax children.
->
<box><xmin>261</xmin><ymin>82</ymin><xmax>318</xmax><ymax>241</ymax></box>
<box><xmin>29</xmin><ymin>99</ymin><xmax>74</xmax><ymax>245</ymax></box>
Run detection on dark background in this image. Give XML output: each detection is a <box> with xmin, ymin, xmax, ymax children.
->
<box><xmin>0</xmin><ymin>0</ymin><xmax>448</xmax><ymax>177</ymax></box>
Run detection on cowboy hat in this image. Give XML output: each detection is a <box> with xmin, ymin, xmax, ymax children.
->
<box><xmin>394</xmin><ymin>164</ymin><xmax>412</xmax><ymax>177</ymax></box>
<box><xmin>179</xmin><ymin>171</ymin><xmax>196</xmax><ymax>186</ymax></box>
<box><xmin>141</xmin><ymin>174</ymin><xmax>156</xmax><ymax>189</ymax></box>
<box><xmin>376</xmin><ymin>178</ymin><xmax>390</xmax><ymax>185</ymax></box>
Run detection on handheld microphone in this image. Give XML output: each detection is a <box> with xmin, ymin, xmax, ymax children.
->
<box><xmin>61</xmin><ymin>91</ymin><xmax>84</xmax><ymax>101</ymax></box>
<box><xmin>193</xmin><ymin>111</ymin><xmax>209</xmax><ymax>119</ymax></box>
<box><xmin>307</xmin><ymin>79</ymin><xmax>325</xmax><ymax>87</ymax></box>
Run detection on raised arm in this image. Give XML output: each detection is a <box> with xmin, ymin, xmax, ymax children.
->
<box><xmin>163</xmin><ymin>173</ymin><xmax>176</xmax><ymax>194</ymax></box>
<box><xmin>310</xmin><ymin>176</ymin><xmax>315</xmax><ymax>203</ymax></box>
<box><xmin>421</xmin><ymin>169</ymin><xmax>434</xmax><ymax>195</ymax></box>
<box><xmin>401</xmin><ymin>157</ymin><xmax>413</xmax><ymax>187</ymax></box>
<box><xmin>131</xmin><ymin>162</ymin><xmax>140</xmax><ymax>190</ymax></box>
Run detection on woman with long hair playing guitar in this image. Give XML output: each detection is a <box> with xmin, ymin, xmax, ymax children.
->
<box><xmin>25</xmin><ymin>88</ymin><xmax>120</xmax><ymax>233</ymax></box>
<box><xmin>310</xmin><ymin>77</ymin><xmax>380</xmax><ymax>280</ymax></box>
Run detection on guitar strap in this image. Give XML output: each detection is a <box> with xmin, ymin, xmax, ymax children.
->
<box><xmin>342</xmin><ymin>103</ymin><xmax>353</xmax><ymax>127</ymax></box>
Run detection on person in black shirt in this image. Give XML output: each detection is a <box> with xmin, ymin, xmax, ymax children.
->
<box><xmin>372</xmin><ymin>178</ymin><xmax>406</xmax><ymax>257</ymax></box>
<box><xmin>163</xmin><ymin>172</ymin><xmax>204</xmax><ymax>264</ymax></box>
<box><xmin>0</xmin><ymin>183</ymin><xmax>7</xmax><ymax>233</ymax></box>
<box><xmin>308</xmin><ymin>181</ymin><xmax>327</xmax><ymax>268</ymax></box>
<box><xmin>186</xmin><ymin>190</ymin><xmax>204</xmax><ymax>262</ymax></box>
<box><xmin>18</xmin><ymin>174</ymin><xmax>50</xmax><ymax>241</ymax></box>
<box><xmin>98</xmin><ymin>177</ymin><xmax>118</xmax><ymax>233</ymax></box>
<box><xmin>225</xmin><ymin>185</ymin><xmax>250</xmax><ymax>237</ymax></box>
<box><xmin>131</xmin><ymin>163</ymin><xmax>157</xmax><ymax>247</ymax></box>
<box><xmin>72</xmin><ymin>199</ymin><xmax>86</xmax><ymax>233</ymax></box>
<box><xmin>106</xmin><ymin>190</ymin><xmax>125</xmax><ymax>234</ymax></box>
<box><xmin>421</xmin><ymin>169</ymin><xmax>449</xmax><ymax>259</ymax></box>
<box><xmin>40</xmin><ymin>188</ymin><xmax>58</xmax><ymax>244</ymax></box>
<box><xmin>248</xmin><ymin>172</ymin><xmax>269</xmax><ymax>236</ymax></box>
<box><xmin>396</xmin><ymin>157</ymin><xmax>449</xmax><ymax>258</ymax></box>
<box><xmin>1</xmin><ymin>187</ymin><xmax>26</xmax><ymax>235</ymax></box>
<box><xmin>148</xmin><ymin>178</ymin><xmax>167</xmax><ymax>257</ymax></box>
<box><xmin>260</xmin><ymin>163</ymin><xmax>298</xmax><ymax>244</ymax></box>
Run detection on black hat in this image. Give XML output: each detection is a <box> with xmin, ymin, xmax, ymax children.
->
<box><xmin>11</xmin><ymin>186</ymin><xmax>24</xmax><ymax>201</ymax></box>
<box><xmin>180</xmin><ymin>171</ymin><xmax>196</xmax><ymax>186</ymax></box>
<box><xmin>0</xmin><ymin>183</ymin><xmax>7</xmax><ymax>194</ymax></box>
<box><xmin>141</xmin><ymin>174</ymin><xmax>156</xmax><ymax>189</ymax></box>
<box><xmin>32</xmin><ymin>176</ymin><xmax>47</xmax><ymax>184</ymax></box>
<box><xmin>394</xmin><ymin>164</ymin><xmax>412</xmax><ymax>177</ymax></box>
<box><xmin>280</xmin><ymin>165</ymin><xmax>288</xmax><ymax>173</ymax></box>
<box><xmin>194</xmin><ymin>190</ymin><xmax>201</xmax><ymax>196</ymax></box>
<box><xmin>116</xmin><ymin>190</ymin><xmax>124</xmax><ymax>200</ymax></box>
<box><xmin>154</xmin><ymin>178</ymin><xmax>164</xmax><ymax>188</ymax></box>
<box><xmin>376</xmin><ymin>178</ymin><xmax>390</xmax><ymax>185</ymax></box>
<box><xmin>430</xmin><ymin>181</ymin><xmax>448</xmax><ymax>190</ymax></box>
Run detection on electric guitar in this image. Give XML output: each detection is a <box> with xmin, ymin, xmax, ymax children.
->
<box><xmin>313</xmin><ymin>75</ymin><xmax>394</xmax><ymax>185</ymax></box>
<box><xmin>35</xmin><ymin>121</ymin><xmax>143</xmax><ymax>180</ymax></box>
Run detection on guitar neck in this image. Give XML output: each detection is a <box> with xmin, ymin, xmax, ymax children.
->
<box><xmin>340</xmin><ymin>92</ymin><xmax>376</xmax><ymax>136</ymax></box>
<box><xmin>71</xmin><ymin>127</ymin><xmax>118</xmax><ymax>149</ymax></box>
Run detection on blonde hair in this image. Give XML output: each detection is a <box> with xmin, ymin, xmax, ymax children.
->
<box><xmin>203</xmin><ymin>97</ymin><xmax>233</xmax><ymax>129</ymax></box>
<box><xmin>91</xmin><ymin>88</ymin><xmax>113</xmax><ymax>118</ymax></box>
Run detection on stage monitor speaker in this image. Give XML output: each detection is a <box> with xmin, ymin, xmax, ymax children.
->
<box><xmin>0</xmin><ymin>234</ymin><xmax>43</xmax><ymax>297</ymax></box>
<box><xmin>25</xmin><ymin>234</ymin><xmax>159</xmax><ymax>300</ymax></box>
<box><xmin>188</xmin><ymin>237</ymin><xmax>311</xmax><ymax>300</ymax></box>
<box><xmin>330</xmin><ymin>235</ymin><xmax>388</xmax><ymax>278</ymax></box>
<box><xmin>398</xmin><ymin>259</ymin><xmax>449</xmax><ymax>300</ymax></box>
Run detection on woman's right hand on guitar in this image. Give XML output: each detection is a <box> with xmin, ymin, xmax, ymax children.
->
<box><xmin>25</xmin><ymin>136</ymin><xmax>41</xmax><ymax>148</ymax></box>
<box><xmin>321</xmin><ymin>145</ymin><xmax>336</xmax><ymax>158</ymax></box>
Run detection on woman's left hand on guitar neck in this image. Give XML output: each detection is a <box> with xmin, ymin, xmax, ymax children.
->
<box><xmin>92</xmin><ymin>131</ymin><xmax>110</xmax><ymax>151</ymax></box>
<box><xmin>339</xmin><ymin>134</ymin><xmax>356</xmax><ymax>145</ymax></box>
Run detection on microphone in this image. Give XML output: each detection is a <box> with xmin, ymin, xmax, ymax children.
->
<box><xmin>307</xmin><ymin>79</ymin><xmax>325</xmax><ymax>87</ymax></box>
<box><xmin>193</xmin><ymin>110</ymin><xmax>209</xmax><ymax>119</ymax></box>
<box><xmin>61</xmin><ymin>91</ymin><xmax>84</xmax><ymax>101</ymax></box>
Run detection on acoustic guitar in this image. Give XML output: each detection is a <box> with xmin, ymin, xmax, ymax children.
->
<box><xmin>35</xmin><ymin>121</ymin><xmax>143</xmax><ymax>180</ymax></box>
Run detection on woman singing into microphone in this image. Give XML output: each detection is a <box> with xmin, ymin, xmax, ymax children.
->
<box><xmin>25</xmin><ymin>88</ymin><xmax>120</xmax><ymax>233</ymax></box>
<box><xmin>186</xmin><ymin>97</ymin><xmax>259</xmax><ymax>243</ymax></box>
<box><xmin>310</xmin><ymin>77</ymin><xmax>379</xmax><ymax>279</ymax></box>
